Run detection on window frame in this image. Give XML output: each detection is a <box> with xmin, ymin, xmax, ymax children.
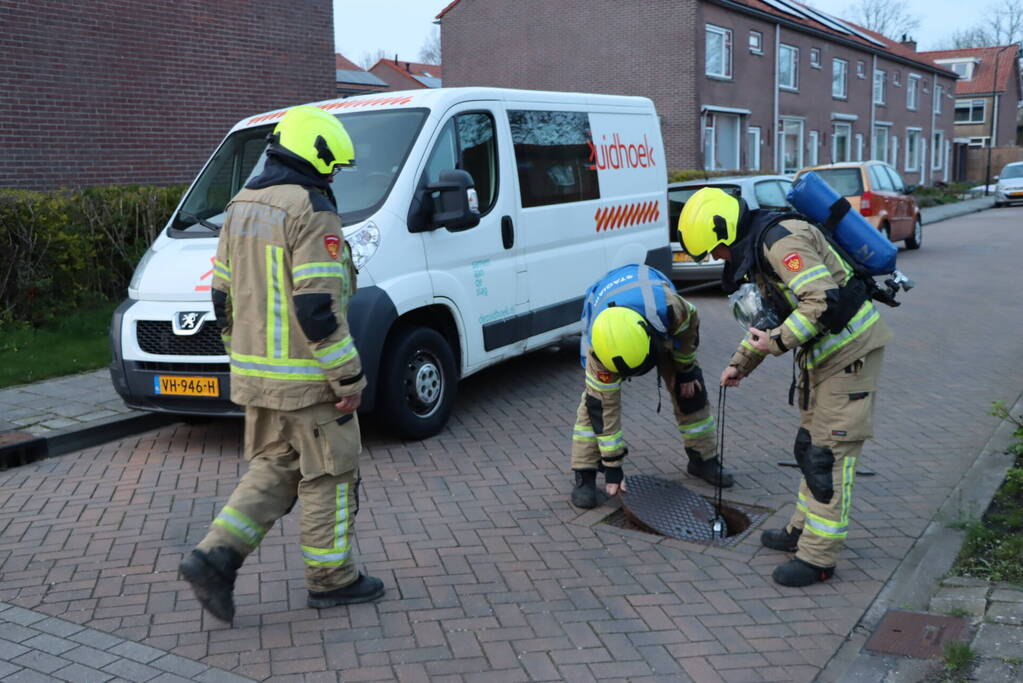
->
<box><xmin>855</xmin><ymin>133</ymin><xmax>864</xmax><ymax>161</ymax></box>
<box><xmin>954</xmin><ymin>98</ymin><xmax>986</xmax><ymax>124</ymax></box>
<box><xmin>905</xmin><ymin>128</ymin><xmax>921</xmax><ymax>172</ymax></box>
<box><xmin>810</xmin><ymin>47</ymin><xmax>822</xmax><ymax>69</ymax></box>
<box><xmin>807</xmin><ymin>129</ymin><xmax>819</xmax><ymax>166</ymax></box>
<box><xmin>967</xmin><ymin>136</ymin><xmax>990</xmax><ymax>148</ymax></box>
<box><xmin>907</xmin><ymin>74</ymin><xmax>921</xmax><ymax>110</ymax></box>
<box><xmin>832</xmin><ymin>58</ymin><xmax>848</xmax><ymax>99</ymax></box>
<box><xmin>873</xmin><ymin>69</ymin><xmax>886</xmax><ymax>105</ymax></box>
<box><xmin>705</xmin><ymin>24</ymin><xmax>733</xmax><ymax>79</ymax></box>
<box><xmin>747</xmin><ymin>125</ymin><xmax>761</xmax><ymax>170</ymax></box>
<box><xmin>934</xmin><ymin>85</ymin><xmax>943</xmax><ymax>115</ymax></box>
<box><xmin>892</xmin><ymin>70</ymin><xmax>901</xmax><ymax>87</ymax></box>
<box><xmin>780</xmin><ymin>117</ymin><xmax>804</xmax><ymax>174</ymax></box>
<box><xmin>932</xmin><ymin>130</ymin><xmax>945</xmax><ymax>171</ymax></box>
<box><xmin>832</xmin><ymin>121</ymin><xmax>852</xmax><ymax>163</ymax></box>
<box><xmin>856</xmin><ymin>60</ymin><xmax>866</xmax><ymax>79</ymax></box>
<box><xmin>749</xmin><ymin>29</ymin><xmax>763</xmax><ymax>55</ymax></box>
<box><xmin>872</xmin><ymin>123</ymin><xmax>890</xmax><ymax>162</ymax></box>
<box><xmin>778</xmin><ymin>44</ymin><xmax>799</xmax><ymax>91</ymax></box>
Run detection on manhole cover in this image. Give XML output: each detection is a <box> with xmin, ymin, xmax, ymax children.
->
<box><xmin>864</xmin><ymin>610</ymin><xmax>969</xmax><ymax>659</ymax></box>
<box><xmin>620</xmin><ymin>475</ymin><xmax>726</xmax><ymax>541</ymax></box>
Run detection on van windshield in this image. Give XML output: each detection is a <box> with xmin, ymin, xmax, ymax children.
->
<box><xmin>170</xmin><ymin>108</ymin><xmax>428</xmax><ymax>236</ymax></box>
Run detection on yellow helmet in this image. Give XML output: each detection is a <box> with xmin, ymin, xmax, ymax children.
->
<box><xmin>677</xmin><ymin>187</ymin><xmax>741</xmax><ymax>261</ymax></box>
<box><xmin>590</xmin><ymin>306</ymin><xmax>655</xmax><ymax>377</ymax></box>
<box><xmin>269</xmin><ymin>106</ymin><xmax>355</xmax><ymax>176</ymax></box>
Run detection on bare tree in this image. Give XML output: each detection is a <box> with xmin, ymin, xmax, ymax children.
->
<box><xmin>844</xmin><ymin>0</ymin><xmax>921</xmax><ymax>39</ymax></box>
<box><xmin>358</xmin><ymin>49</ymin><xmax>387</xmax><ymax>70</ymax></box>
<box><xmin>941</xmin><ymin>0</ymin><xmax>1023</xmax><ymax>47</ymax></box>
<box><xmin>418</xmin><ymin>28</ymin><xmax>441</xmax><ymax>65</ymax></box>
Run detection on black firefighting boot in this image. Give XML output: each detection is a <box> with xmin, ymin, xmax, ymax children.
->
<box><xmin>761</xmin><ymin>526</ymin><xmax>802</xmax><ymax>552</ymax></box>
<box><xmin>307</xmin><ymin>574</ymin><xmax>385</xmax><ymax>608</ymax></box>
<box><xmin>179</xmin><ymin>547</ymin><xmax>244</xmax><ymax>623</ymax></box>
<box><xmin>570</xmin><ymin>469</ymin><xmax>599</xmax><ymax>509</ymax></box>
<box><xmin>686</xmin><ymin>449</ymin><xmax>734</xmax><ymax>488</ymax></box>
<box><xmin>772</xmin><ymin>558</ymin><xmax>835</xmax><ymax>587</ymax></box>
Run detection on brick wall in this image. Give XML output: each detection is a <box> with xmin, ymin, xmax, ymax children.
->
<box><xmin>441</xmin><ymin>0</ymin><xmax>701</xmax><ymax>169</ymax></box>
<box><xmin>0</xmin><ymin>0</ymin><xmax>335</xmax><ymax>189</ymax></box>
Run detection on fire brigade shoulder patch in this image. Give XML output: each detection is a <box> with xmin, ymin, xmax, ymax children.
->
<box><xmin>324</xmin><ymin>235</ymin><xmax>341</xmax><ymax>260</ymax></box>
<box><xmin>782</xmin><ymin>252</ymin><xmax>802</xmax><ymax>272</ymax></box>
<box><xmin>596</xmin><ymin>370</ymin><xmax>615</xmax><ymax>383</ymax></box>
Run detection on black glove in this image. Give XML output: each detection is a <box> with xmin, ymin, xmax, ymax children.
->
<box><xmin>603</xmin><ymin>466</ymin><xmax>624</xmax><ymax>486</ymax></box>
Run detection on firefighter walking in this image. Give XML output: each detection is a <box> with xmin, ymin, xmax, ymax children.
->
<box><xmin>678</xmin><ymin>188</ymin><xmax>892</xmax><ymax>587</ymax></box>
<box><xmin>179</xmin><ymin>106</ymin><xmax>383</xmax><ymax>622</ymax></box>
<box><xmin>569</xmin><ymin>264</ymin><xmax>734</xmax><ymax>508</ymax></box>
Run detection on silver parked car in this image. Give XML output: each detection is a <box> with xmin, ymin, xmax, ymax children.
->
<box><xmin>994</xmin><ymin>161</ymin><xmax>1023</xmax><ymax>207</ymax></box>
<box><xmin>667</xmin><ymin>175</ymin><xmax>794</xmax><ymax>281</ymax></box>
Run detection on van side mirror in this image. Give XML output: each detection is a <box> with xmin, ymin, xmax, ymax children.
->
<box><xmin>994</xmin><ymin>174</ymin><xmax>1000</xmax><ymax>181</ymax></box>
<box><xmin>426</xmin><ymin>169</ymin><xmax>481</xmax><ymax>232</ymax></box>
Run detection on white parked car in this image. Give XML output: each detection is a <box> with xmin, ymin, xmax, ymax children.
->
<box><xmin>994</xmin><ymin>162</ymin><xmax>1023</xmax><ymax>207</ymax></box>
<box><xmin>667</xmin><ymin>174</ymin><xmax>794</xmax><ymax>281</ymax></box>
<box><xmin>110</xmin><ymin>87</ymin><xmax>669</xmax><ymax>438</ymax></box>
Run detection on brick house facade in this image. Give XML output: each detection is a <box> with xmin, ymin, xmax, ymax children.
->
<box><xmin>440</xmin><ymin>0</ymin><xmax>956</xmax><ymax>186</ymax></box>
<box><xmin>0</xmin><ymin>0</ymin><xmax>335</xmax><ymax>190</ymax></box>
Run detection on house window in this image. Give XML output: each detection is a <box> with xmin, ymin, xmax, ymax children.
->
<box><xmin>706</xmin><ymin>25</ymin><xmax>733</xmax><ymax>79</ymax></box>
<box><xmin>890</xmin><ymin>135</ymin><xmax>899</xmax><ymax>168</ymax></box>
<box><xmin>855</xmin><ymin>133</ymin><xmax>864</xmax><ymax>161</ymax></box>
<box><xmin>905</xmin><ymin>129</ymin><xmax>921</xmax><ymax>172</ymax></box>
<box><xmin>934</xmin><ymin>85</ymin><xmax>943</xmax><ymax>114</ymax></box>
<box><xmin>872</xmin><ymin>124</ymin><xmax>889</xmax><ymax>161</ymax></box>
<box><xmin>950</xmin><ymin>62</ymin><xmax>973</xmax><ymax>80</ymax></box>
<box><xmin>781</xmin><ymin>118</ymin><xmax>804</xmax><ymax>173</ymax></box>
<box><xmin>907</xmin><ymin>75</ymin><xmax>920</xmax><ymax>110</ymax></box>
<box><xmin>873</xmin><ymin>70</ymin><xmax>886</xmax><ymax>105</ymax></box>
<box><xmin>810</xmin><ymin>48</ymin><xmax>821</xmax><ymax>68</ymax></box>
<box><xmin>955</xmin><ymin>99</ymin><xmax>985</xmax><ymax>123</ymax></box>
<box><xmin>832</xmin><ymin>58</ymin><xmax>848</xmax><ymax>98</ymax></box>
<box><xmin>747</xmin><ymin>126</ymin><xmax>761</xmax><ymax>170</ymax></box>
<box><xmin>893</xmin><ymin>71</ymin><xmax>901</xmax><ymax>87</ymax></box>
<box><xmin>779</xmin><ymin>44</ymin><xmax>799</xmax><ymax>90</ymax></box>
<box><xmin>968</xmin><ymin>137</ymin><xmax>990</xmax><ymax>147</ymax></box>
<box><xmin>749</xmin><ymin>30</ymin><xmax>763</xmax><ymax>54</ymax></box>
<box><xmin>932</xmin><ymin>130</ymin><xmax>944</xmax><ymax>171</ymax></box>
<box><xmin>832</xmin><ymin>122</ymin><xmax>851</xmax><ymax>162</ymax></box>
<box><xmin>808</xmin><ymin>130</ymin><xmax>819</xmax><ymax>166</ymax></box>
<box><xmin>856</xmin><ymin>60</ymin><xmax>866</xmax><ymax>78</ymax></box>
<box><xmin>703</xmin><ymin>112</ymin><xmax>741</xmax><ymax>170</ymax></box>
<box><xmin>508</xmin><ymin>110</ymin><xmax>599</xmax><ymax>208</ymax></box>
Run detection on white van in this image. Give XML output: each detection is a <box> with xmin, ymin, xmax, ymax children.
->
<box><xmin>110</xmin><ymin>87</ymin><xmax>669</xmax><ymax>438</ymax></box>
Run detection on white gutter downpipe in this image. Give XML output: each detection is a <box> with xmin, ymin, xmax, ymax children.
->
<box><xmin>870</xmin><ymin>54</ymin><xmax>877</xmax><ymax>161</ymax></box>
<box><xmin>774</xmin><ymin>23</ymin><xmax>781</xmax><ymax>173</ymax></box>
<box><xmin>929</xmin><ymin>73</ymin><xmax>937</xmax><ymax>186</ymax></box>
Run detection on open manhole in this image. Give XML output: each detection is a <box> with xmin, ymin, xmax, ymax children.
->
<box><xmin>604</xmin><ymin>474</ymin><xmax>772</xmax><ymax>548</ymax></box>
<box><xmin>864</xmin><ymin>609</ymin><xmax>970</xmax><ymax>659</ymax></box>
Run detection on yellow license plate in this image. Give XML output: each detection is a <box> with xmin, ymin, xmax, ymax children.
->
<box><xmin>673</xmin><ymin>251</ymin><xmax>694</xmax><ymax>263</ymax></box>
<box><xmin>154</xmin><ymin>375</ymin><xmax>219</xmax><ymax>397</ymax></box>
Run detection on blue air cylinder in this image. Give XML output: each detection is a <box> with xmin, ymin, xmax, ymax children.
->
<box><xmin>786</xmin><ymin>171</ymin><xmax>897</xmax><ymax>275</ymax></box>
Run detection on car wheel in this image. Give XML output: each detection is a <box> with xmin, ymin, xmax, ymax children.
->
<box><xmin>994</xmin><ymin>202</ymin><xmax>1004</xmax><ymax>208</ymax></box>
<box><xmin>378</xmin><ymin>325</ymin><xmax>457</xmax><ymax>440</ymax></box>
<box><xmin>904</xmin><ymin>217</ymin><xmax>922</xmax><ymax>250</ymax></box>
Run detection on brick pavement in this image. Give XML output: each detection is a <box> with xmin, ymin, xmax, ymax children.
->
<box><xmin>1</xmin><ymin>206</ymin><xmax>1022</xmax><ymax>682</ymax></box>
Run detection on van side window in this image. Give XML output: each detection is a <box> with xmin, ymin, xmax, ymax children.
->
<box><xmin>422</xmin><ymin>112</ymin><xmax>498</xmax><ymax>215</ymax></box>
<box><xmin>508</xmin><ymin>110</ymin><xmax>600</xmax><ymax>208</ymax></box>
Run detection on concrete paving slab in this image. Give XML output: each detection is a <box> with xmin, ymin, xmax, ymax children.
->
<box><xmin>972</xmin><ymin>623</ymin><xmax>1023</xmax><ymax>659</ymax></box>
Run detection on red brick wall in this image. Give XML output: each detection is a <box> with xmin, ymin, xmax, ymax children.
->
<box><xmin>441</xmin><ymin>0</ymin><xmax>701</xmax><ymax>170</ymax></box>
<box><xmin>0</xmin><ymin>0</ymin><xmax>335</xmax><ymax>189</ymax></box>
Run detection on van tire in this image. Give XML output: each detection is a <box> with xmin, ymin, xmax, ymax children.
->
<box><xmin>904</xmin><ymin>217</ymin><xmax>922</xmax><ymax>250</ymax></box>
<box><xmin>378</xmin><ymin>325</ymin><xmax>457</xmax><ymax>440</ymax></box>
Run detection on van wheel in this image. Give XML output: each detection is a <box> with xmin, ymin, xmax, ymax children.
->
<box><xmin>378</xmin><ymin>325</ymin><xmax>457</xmax><ymax>440</ymax></box>
<box><xmin>905</xmin><ymin>217</ymin><xmax>922</xmax><ymax>250</ymax></box>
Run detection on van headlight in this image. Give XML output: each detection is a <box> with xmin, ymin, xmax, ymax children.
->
<box><xmin>128</xmin><ymin>247</ymin><xmax>157</xmax><ymax>299</ymax></box>
<box><xmin>347</xmin><ymin>221</ymin><xmax>381</xmax><ymax>271</ymax></box>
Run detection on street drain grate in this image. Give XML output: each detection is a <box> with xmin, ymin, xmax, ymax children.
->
<box><xmin>864</xmin><ymin>610</ymin><xmax>970</xmax><ymax>659</ymax></box>
<box><xmin>604</xmin><ymin>474</ymin><xmax>772</xmax><ymax>548</ymax></box>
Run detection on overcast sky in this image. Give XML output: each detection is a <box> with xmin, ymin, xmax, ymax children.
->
<box><xmin>332</xmin><ymin>0</ymin><xmax>976</xmax><ymax>65</ymax></box>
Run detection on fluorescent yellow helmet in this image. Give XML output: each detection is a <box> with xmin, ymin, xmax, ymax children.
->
<box><xmin>269</xmin><ymin>105</ymin><xmax>355</xmax><ymax>176</ymax></box>
<box><xmin>590</xmin><ymin>307</ymin><xmax>655</xmax><ymax>377</ymax></box>
<box><xmin>677</xmin><ymin>187</ymin><xmax>741</xmax><ymax>261</ymax></box>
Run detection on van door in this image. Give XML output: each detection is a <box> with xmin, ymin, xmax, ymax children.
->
<box><xmin>414</xmin><ymin>103</ymin><xmax>528</xmax><ymax>370</ymax></box>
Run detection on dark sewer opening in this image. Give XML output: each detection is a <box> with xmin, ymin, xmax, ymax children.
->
<box><xmin>601</xmin><ymin>475</ymin><xmax>773</xmax><ymax>548</ymax></box>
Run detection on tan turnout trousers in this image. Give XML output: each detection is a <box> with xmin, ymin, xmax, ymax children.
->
<box><xmin>787</xmin><ymin>347</ymin><xmax>884</xmax><ymax>568</ymax></box>
<box><xmin>198</xmin><ymin>402</ymin><xmax>362</xmax><ymax>592</ymax></box>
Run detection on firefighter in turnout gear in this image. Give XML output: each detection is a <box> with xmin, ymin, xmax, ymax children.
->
<box><xmin>569</xmin><ymin>264</ymin><xmax>734</xmax><ymax>509</ymax></box>
<box><xmin>678</xmin><ymin>187</ymin><xmax>893</xmax><ymax>587</ymax></box>
<box><xmin>178</xmin><ymin>106</ymin><xmax>384</xmax><ymax>623</ymax></box>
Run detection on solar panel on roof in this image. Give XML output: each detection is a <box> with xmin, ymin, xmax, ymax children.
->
<box><xmin>794</xmin><ymin>5</ymin><xmax>853</xmax><ymax>35</ymax></box>
<box><xmin>760</xmin><ymin>0</ymin><xmax>811</xmax><ymax>20</ymax></box>
<box><xmin>335</xmin><ymin>69</ymin><xmax>389</xmax><ymax>87</ymax></box>
<box><xmin>411</xmin><ymin>74</ymin><xmax>442</xmax><ymax>88</ymax></box>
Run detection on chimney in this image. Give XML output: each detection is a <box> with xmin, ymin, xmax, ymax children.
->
<box><xmin>406</xmin><ymin>62</ymin><xmax>411</xmax><ymax>71</ymax></box>
<box><xmin>900</xmin><ymin>34</ymin><xmax>917</xmax><ymax>51</ymax></box>
<box><xmin>393</xmin><ymin>53</ymin><xmax>399</xmax><ymax>64</ymax></box>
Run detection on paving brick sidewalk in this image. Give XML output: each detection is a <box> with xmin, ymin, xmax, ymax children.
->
<box><xmin>0</xmin><ymin>370</ymin><xmax>132</xmax><ymax>436</ymax></box>
<box><xmin>1</xmin><ymin>206</ymin><xmax>1021</xmax><ymax>682</ymax></box>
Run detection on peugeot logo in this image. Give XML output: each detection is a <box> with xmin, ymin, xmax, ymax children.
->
<box><xmin>173</xmin><ymin>311</ymin><xmax>207</xmax><ymax>335</ymax></box>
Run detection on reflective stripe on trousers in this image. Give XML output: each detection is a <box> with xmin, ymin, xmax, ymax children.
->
<box><xmin>301</xmin><ymin>483</ymin><xmax>352</xmax><ymax>567</ymax></box>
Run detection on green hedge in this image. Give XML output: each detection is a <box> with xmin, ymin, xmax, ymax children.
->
<box><xmin>0</xmin><ymin>185</ymin><xmax>186</xmax><ymax>328</ymax></box>
<box><xmin>668</xmin><ymin>169</ymin><xmax>763</xmax><ymax>183</ymax></box>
